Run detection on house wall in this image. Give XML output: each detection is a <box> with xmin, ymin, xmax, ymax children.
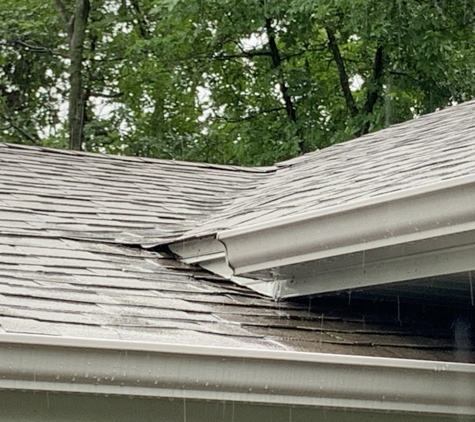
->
<box><xmin>0</xmin><ymin>390</ymin><xmax>471</xmax><ymax>422</ymax></box>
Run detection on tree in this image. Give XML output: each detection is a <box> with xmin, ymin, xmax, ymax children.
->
<box><xmin>55</xmin><ymin>0</ymin><xmax>90</xmax><ymax>150</ymax></box>
<box><xmin>0</xmin><ymin>0</ymin><xmax>66</xmax><ymax>146</ymax></box>
<box><xmin>1</xmin><ymin>0</ymin><xmax>475</xmax><ymax>165</ymax></box>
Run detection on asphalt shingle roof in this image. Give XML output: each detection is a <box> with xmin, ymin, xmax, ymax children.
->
<box><xmin>1</xmin><ymin>101</ymin><xmax>475</xmax><ymax>362</ymax></box>
<box><xmin>0</xmin><ymin>143</ymin><xmax>272</xmax><ymax>244</ymax></box>
<box><xmin>183</xmin><ymin>100</ymin><xmax>475</xmax><ymax>238</ymax></box>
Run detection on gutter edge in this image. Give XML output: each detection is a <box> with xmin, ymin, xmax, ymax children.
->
<box><xmin>0</xmin><ymin>333</ymin><xmax>474</xmax><ymax>416</ymax></box>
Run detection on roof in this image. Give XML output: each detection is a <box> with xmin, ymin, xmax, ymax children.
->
<box><xmin>2</xmin><ymin>104</ymin><xmax>475</xmax><ymax>419</ymax></box>
<box><xmin>168</xmin><ymin>101</ymin><xmax>475</xmax><ymax>303</ymax></box>
<box><xmin>0</xmin><ymin>139</ymin><xmax>473</xmax><ymax>363</ymax></box>
<box><xmin>183</xmin><ymin>99</ymin><xmax>475</xmax><ymax>237</ymax></box>
<box><xmin>0</xmin><ymin>143</ymin><xmax>273</xmax><ymax>245</ymax></box>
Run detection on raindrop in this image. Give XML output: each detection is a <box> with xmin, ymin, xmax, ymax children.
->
<box><xmin>397</xmin><ymin>296</ymin><xmax>402</xmax><ymax>325</ymax></box>
<box><xmin>469</xmin><ymin>271</ymin><xmax>474</xmax><ymax>306</ymax></box>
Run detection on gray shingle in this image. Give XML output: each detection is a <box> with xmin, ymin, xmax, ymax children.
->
<box><xmin>1</xmin><ymin>102</ymin><xmax>475</xmax><ymax>362</ymax></box>
<box><xmin>184</xmin><ymin>101</ymin><xmax>475</xmax><ymax>238</ymax></box>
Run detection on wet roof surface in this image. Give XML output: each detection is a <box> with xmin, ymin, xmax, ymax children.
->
<box><xmin>1</xmin><ymin>102</ymin><xmax>475</xmax><ymax>362</ymax></box>
<box><xmin>184</xmin><ymin>100</ymin><xmax>475</xmax><ymax>238</ymax></box>
<box><xmin>0</xmin><ymin>143</ymin><xmax>272</xmax><ymax>245</ymax></box>
<box><xmin>0</xmin><ymin>232</ymin><xmax>469</xmax><ymax>362</ymax></box>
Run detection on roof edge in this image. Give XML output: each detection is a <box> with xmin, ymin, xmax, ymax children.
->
<box><xmin>1</xmin><ymin>333</ymin><xmax>474</xmax><ymax>416</ymax></box>
<box><xmin>0</xmin><ymin>142</ymin><xmax>278</xmax><ymax>173</ymax></box>
<box><xmin>218</xmin><ymin>174</ymin><xmax>475</xmax><ymax>275</ymax></box>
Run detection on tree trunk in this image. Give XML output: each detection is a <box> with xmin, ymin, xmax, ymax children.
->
<box><xmin>68</xmin><ymin>0</ymin><xmax>90</xmax><ymax>150</ymax></box>
<box><xmin>359</xmin><ymin>46</ymin><xmax>385</xmax><ymax>135</ymax></box>
<box><xmin>265</xmin><ymin>18</ymin><xmax>297</xmax><ymax>125</ymax></box>
<box><xmin>325</xmin><ymin>27</ymin><xmax>358</xmax><ymax>118</ymax></box>
<box><xmin>264</xmin><ymin>18</ymin><xmax>308</xmax><ymax>152</ymax></box>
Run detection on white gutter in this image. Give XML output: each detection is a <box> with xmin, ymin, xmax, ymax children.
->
<box><xmin>217</xmin><ymin>174</ymin><xmax>475</xmax><ymax>275</ymax></box>
<box><xmin>1</xmin><ymin>333</ymin><xmax>474</xmax><ymax>416</ymax></box>
<box><xmin>168</xmin><ymin>237</ymin><xmax>278</xmax><ymax>296</ymax></box>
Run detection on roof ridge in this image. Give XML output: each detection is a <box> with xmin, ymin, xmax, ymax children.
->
<box><xmin>0</xmin><ymin>142</ymin><xmax>276</xmax><ymax>174</ymax></box>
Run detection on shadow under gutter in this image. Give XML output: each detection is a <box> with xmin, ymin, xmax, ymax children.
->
<box><xmin>0</xmin><ymin>333</ymin><xmax>474</xmax><ymax>417</ymax></box>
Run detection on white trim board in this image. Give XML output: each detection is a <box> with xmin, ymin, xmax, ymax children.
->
<box><xmin>172</xmin><ymin>175</ymin><xmax>475</xmax><ymax>299</ymax></box>
<box><xmin>1</xmin><ymin>333</ymin><xmax>474</xmax><ymax>416</ymax></box>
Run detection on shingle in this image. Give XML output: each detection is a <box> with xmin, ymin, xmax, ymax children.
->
<box><xmin>0</xmin><ymin>316</ymin><xmax>61</xmax><ymax>335</ymax></box>
<box><xmin>184</xmin><ymin>101</ymin><xmax>475</xmax><ymax>237</ymax></box>
<box><xmin>1</xmin><ymin>103</ymin><xmax>475</xmax><ymax>363</ymax></box>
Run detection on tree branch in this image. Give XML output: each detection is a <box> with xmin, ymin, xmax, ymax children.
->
<box><xmin>0</xmin><ymin>114</ymin><xmax>41</xmax><ymax>145</ymax></box>
<box><xmin>129</xmin><ymin>0</ymin><xmax>151</xmax><ymax>39</ymax></box>
<box><xmin>214</xmin><ymin>49</ymin><xmax>272</xmax><ymax>60</ymax></box>
<box><xmin>55</xmin><ymin>0</ymin><xmax>74</xmax><ymax>39</ymax></box>
<box><xmin>87</xmin><ymin>91</ymin><xmax>124</xmax><ymax>99</ymax></box>
<box><xmin>281</xmin><ymin>46</ymin><xmax>326</xmax><ymax>61</ymax></box>
<box><xmin>4</xmin><ymin>39</ymin><xmax>69</xmax><ymax>58</ymax></box>
<box><xmin>325</xmin><ymin>27</ymin><xmax>358</xmax><ymax>118</ymax></box>
<box><xmin>55</xmin><ymin>0</ymin><xmax>69</xmax><ymax>25</ymax></box>
<box><xmin>217</xmin><ymin>106</ymin><xmax>285</xmax><ymax>123</ymax></box>
<box><xmin>214</xmin><ymin>46</ymin><xmax>327</xmax><ymax>62</ymax></box>
<box><xmin>265</xmin><ymin>18</ymin><xmax>297</xmax><ymax>124</ymax></box>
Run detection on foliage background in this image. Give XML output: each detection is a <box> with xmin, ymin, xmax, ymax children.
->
<box><xmin>1</xmin><ymin>0</ymin><xmax>475</xmax><ymax>165</ymax></box>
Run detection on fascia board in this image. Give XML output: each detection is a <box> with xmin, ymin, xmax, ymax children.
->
<box><xmin>276</xmin><ymin>237</ymin><xmax>475</xmax><ymax>298</ymax></box>
<box><xmin>217</xmin><ymin>174</ymin><xmax>475</xmax><ymax>275</ymax></box>
<box><xmin>1</xmin><ymin>334</ymin><xmax>474</xmax><ymax>416</ymax></box>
